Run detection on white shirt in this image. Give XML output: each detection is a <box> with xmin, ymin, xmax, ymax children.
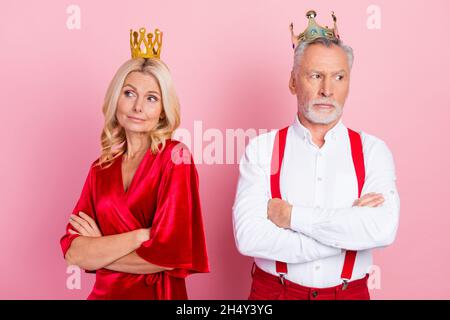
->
<box><xmin>232</xmin><ymin>115</ymin><xmax>400</xmax><ymax>288</ymax></box>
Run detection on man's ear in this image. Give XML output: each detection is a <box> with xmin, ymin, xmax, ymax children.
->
<box><xmin>289</xmin><ymin>71</ymin><xmax>297</xmax><ymax>95</ymax></box>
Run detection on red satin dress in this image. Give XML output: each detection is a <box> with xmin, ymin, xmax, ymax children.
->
<box><xmin>60</xmin><ymin>140</ymin><xmax>209</xmax><ymax>299</ymax></box>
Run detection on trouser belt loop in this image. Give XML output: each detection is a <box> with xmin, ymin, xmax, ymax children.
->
<box><xmin>251</xmin><ymin>262</ymin><xmax>256</xmax><ymax>278</ymax></box>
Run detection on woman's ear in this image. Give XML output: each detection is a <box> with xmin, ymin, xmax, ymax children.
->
<box><xmin>289</xmin><ymin>71</ymin><xmax>297</xmax><ymax>95</ymax></box>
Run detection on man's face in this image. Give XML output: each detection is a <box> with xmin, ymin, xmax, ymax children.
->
<box><xmin>289</xmin><ymin>43</ymin><xmax>350</xmax><ymax>125</ymax></box>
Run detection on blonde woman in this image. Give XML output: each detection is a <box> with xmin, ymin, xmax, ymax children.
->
<box><xmin>60</xmin><ymin>28</ymin><xmax>209</xmax><ymax>299</ymax></box>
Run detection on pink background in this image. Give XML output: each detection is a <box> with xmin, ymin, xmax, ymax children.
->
<box><xmin>1</xmin><ymin>0</ymin><xmax>449</xmax><ymax>299</ymax></box>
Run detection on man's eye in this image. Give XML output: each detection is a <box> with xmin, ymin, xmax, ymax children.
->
<box><xmin>147</xmin><ymin>95</ymin><xmax>158</xmax><ymax>102</ymax></box>
<box><xmin>336</xmin><ymin>75</ymin><xmax>344</xmax><ymax>80</ymax></box>
<box><xmin>311</xmin><ymin>74</ymin><xmax>321</xmax><ymax>79</ymax></box>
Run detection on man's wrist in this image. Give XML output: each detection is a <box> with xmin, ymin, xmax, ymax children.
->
<box><xmin>286</xmin><ymin>204</ymin><xmax>293</xmax><ymax>228</ymax></box>
<box><xmin>290</xmin><ymin>205</ymin><xmax>315</xmax><ymax>235</ymax></box>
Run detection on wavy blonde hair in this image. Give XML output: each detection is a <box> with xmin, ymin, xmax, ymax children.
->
<box><xmin>96</xmin><ymin>58</ymin><xmax>180</xmax><ymax>169</ymax></box>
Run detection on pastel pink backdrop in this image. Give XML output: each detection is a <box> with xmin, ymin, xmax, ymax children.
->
<box><xmin>1</xmin><ymin>0</ymin><xmax>449</xmax><ymax>299</ymax></box>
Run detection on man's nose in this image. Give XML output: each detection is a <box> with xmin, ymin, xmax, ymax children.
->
<box><xmin>319</xmin><ymin>79</ymin><xmax>333</xmax><ymax>98</ymax></box>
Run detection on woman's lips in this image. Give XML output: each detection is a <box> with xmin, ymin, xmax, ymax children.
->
<box><xmin>128</xmin><ymin>115</ymin><xmax>145</xmax><ymax>121</ymax></box>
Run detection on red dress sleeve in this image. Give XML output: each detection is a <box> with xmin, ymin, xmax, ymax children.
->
<box><xmin>136</xmin><ymin>146</ymin><xmax>209</xmax><ymax>278</ymax></box>
<box><xmin>60</xmin><ymin>162</ymin><xmax>98</xmax><ymax>273</ymax></box>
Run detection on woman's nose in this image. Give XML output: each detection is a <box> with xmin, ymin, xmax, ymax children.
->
<box><xmin>133</xmin><ymin>98</ymin><xmax>144</xmax><ymax>112</ymax></box>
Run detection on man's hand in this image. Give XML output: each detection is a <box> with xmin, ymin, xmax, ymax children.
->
<box><xmin>69</xmin><ymin>211</ymin><xmax>102</xmax><ymax>237</ymax></box>
<box><xmin>267</xmin><ymin>192</ymin><xmax>384</xmax><ymax>230</ymax></box>
<box><xmin>353</xmin><ymin>192</ymin><xmax>385</xmax><ymax>207</ymax></box>
<box><xmin>267</xmin><ymin>198</ymin><xmax>293</xmax><ymax>229</ymax></box>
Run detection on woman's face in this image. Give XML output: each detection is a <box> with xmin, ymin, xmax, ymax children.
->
<box><xmin>116</xmin><ymin>71</ymin><xmax>163</xmax><ymax>134</ymax></box>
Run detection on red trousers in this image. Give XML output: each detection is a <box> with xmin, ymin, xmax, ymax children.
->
<box><xmin>248</xmin><ymin>264</ymin><xmax>370</xmax><ymax>300</ymax></box>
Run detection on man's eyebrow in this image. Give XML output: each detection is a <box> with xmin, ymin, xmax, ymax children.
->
<box><xmin>307</xmin><ymin>69</ymin><xmax>347</xmax><ymax>75</ymax></box>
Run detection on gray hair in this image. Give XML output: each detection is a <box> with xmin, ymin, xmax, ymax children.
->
<box><xmin>292</xmin><ymin>37</ymin><xmax>354</xmax><ymax>72</ymax></box>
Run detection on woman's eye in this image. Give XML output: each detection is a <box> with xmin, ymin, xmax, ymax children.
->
<box><xmin>147</xmin><ymin>95</ymin><xmax>158</xmax><ymax>102</ymax></box>
<box><xmin>124</xmin><ymin>90</ymin><xmax>134</xmax><ymax>97</ymax></box>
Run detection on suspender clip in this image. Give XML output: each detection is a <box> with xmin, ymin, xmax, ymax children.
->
<box><xmin>342</xmin><ymin>279</ymin><xmax>349</xmax><ymax>290</ymax></box>
<box><xmin>279</xmin><ymin>273</ymin><xmax>286</xmax><ymax>286</ymax></box>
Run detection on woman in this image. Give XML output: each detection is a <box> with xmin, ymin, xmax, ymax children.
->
<box><xmin>60</xmin><ymin>27</ymin><xmax>209</xmax><ymax>299</ymax></box>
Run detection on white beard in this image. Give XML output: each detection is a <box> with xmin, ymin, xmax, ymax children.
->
<box><xmin>302</xmin><ymin>99</ymin><xmax>343</xmax><ymax>125</ymax></box>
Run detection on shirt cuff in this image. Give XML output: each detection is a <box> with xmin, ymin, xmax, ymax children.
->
<box><xmin>290</xmin><ymin>206</ymin><xmax>316</xmax><ymax>235</ymax></box>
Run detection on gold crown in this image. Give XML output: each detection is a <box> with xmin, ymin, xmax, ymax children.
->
<box><xmin>130</xmin><ymin>27</ymin><xmax>163</xmax><ymax>59</ymax></box>
<box><xmin>290</xmin><ymin>10</ymin><xmax>340</xmax><ymax>49</ymax></box>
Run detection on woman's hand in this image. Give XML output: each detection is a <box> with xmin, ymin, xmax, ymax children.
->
<box><xmin>69</xmin><ymin>211</ymin><xmax>102</xmax><ymax>237</ymax></box>
<box><xmin>136</xmin><ymin>228</ymin><xmax>151</xmax><ymax>244</ymax></box>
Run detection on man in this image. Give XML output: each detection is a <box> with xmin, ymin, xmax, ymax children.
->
<box><xmin>232</xmin><ymin>10</ymin><xmax>400</xmax><ymax>300</ymax></box>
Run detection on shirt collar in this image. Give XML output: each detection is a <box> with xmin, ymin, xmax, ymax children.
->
<box><xmin>292</xmin><ymin>114</ymin><xmax>346</xmax><ymax>143</ymax></box>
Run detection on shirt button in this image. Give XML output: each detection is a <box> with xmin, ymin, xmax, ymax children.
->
<box><xmin>317</xmin><ymin>177</ymin><xmax>322</xmax><ymax>182</ymax></box>
<box><xmin>317</xmin><ymin>152</ymin><xmax>322</xmax><ymax>157</ymax></box>
<box><xmin>311</xmin><ymin>291</ymin><xmax>318</xmax><ymax>298</ymax></box>
<box><xmin>315</xmin><ymin>265</ymin><xmax>320</xmax><ymax>271</ymax></box>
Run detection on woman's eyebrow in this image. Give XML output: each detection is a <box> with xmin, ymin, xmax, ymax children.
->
<box><xmin>123</xmin><ymin>83</ymin><xmax>137</xmax><ymax>90</ymax></box>
<box><xmin>123</xmin><ymin>84</ymin><xmax>160</xmax><ymax>95</ymax></box>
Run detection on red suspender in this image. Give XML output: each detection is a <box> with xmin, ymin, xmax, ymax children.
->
<box><xmin>270</xmin><ymin>127</ymin><xmax>365</xmax><ymax>284</ymax></box>
<box><xmin>270</xmin><ymin>127</ymin><xmax>289</xmax><ymax>276</ymax></box>
<box><xmin>270</xmin><ymin>127</ymin><xmax>289</xmax><ymax>198</ymax></box>
<box><xmin>341</xmin><ymin>128</ymin><xmax>366</xmax><ymax>282</ymax></box>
